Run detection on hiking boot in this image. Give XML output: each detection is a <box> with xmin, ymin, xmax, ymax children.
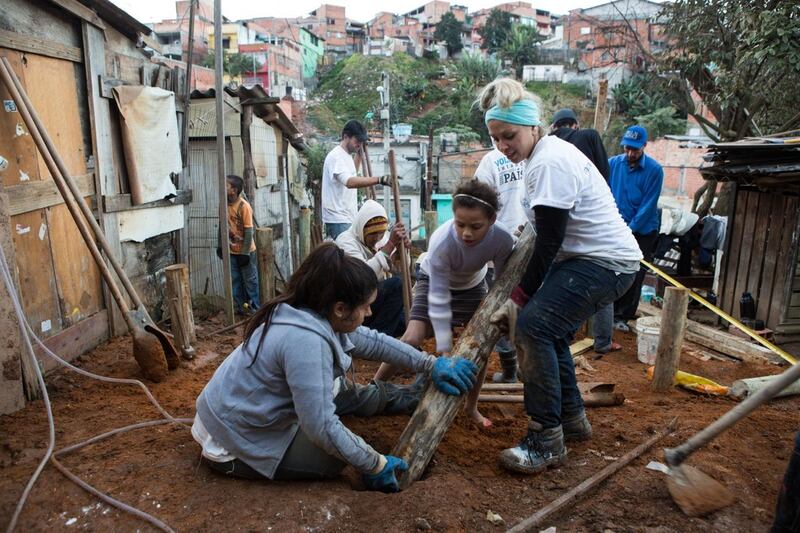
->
<box><xmin>562</xmin><ymin>410</ymin><xmax>592</xmax><ymax>442</ymax></box>
<box><xmin>492</xmin><ymin>349</ymin><xmax>519</xmax><ymax>383</ymax></box>
<box><xmin>499</xmin><ymin>421</ymin><xmax>567</xmax><ymax>474</ymax></box>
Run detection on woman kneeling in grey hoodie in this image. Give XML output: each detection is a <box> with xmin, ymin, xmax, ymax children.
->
<box><xmin>192</xmin><ymin>243</ymin><xmax>477</xmax><ymax>492</ymax></box>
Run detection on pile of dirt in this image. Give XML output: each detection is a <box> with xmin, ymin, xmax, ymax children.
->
<box><xmin>1</xmin><ymin>323</ymin><xmax>796</xmax><ymax>531</ymax></box>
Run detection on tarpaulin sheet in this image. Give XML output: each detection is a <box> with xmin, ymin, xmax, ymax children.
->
<box><xmin>112</xmin><ymin>86</ymin><xmax>180</xmax><ymax>205</ymax></box>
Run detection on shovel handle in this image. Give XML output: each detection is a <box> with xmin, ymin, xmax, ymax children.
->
<box><xmin>665</xmin><ymin>359</ymin><xmax>800</xmax><ymax>467</ymax></box>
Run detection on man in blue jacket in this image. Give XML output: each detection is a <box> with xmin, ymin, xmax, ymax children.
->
<box><xmin>608</xmin><ymin>125</ymin><xmax>663</xmax><ymax>331</ymax></box>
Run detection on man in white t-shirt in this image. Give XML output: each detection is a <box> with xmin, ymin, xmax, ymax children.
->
<box><xmin>474</xmin><ymin>148</ymin><xmax>527</xmax><ymax>383</ymax></box>
<box><xmin>322</xmin><ymin>120</ymin><xmax>392</xmax><ymax>240</ymax></box>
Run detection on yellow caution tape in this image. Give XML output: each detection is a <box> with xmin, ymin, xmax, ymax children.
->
<box><xmin>641</xmin><ymin>259</ymin><xmax>797</xmax><ymax>365</ymax></box>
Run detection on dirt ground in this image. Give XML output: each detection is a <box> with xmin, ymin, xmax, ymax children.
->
<box><xmin>1</xmin><ymin>316</ymin><xmax>797</xmax><ymax>532</ymax></box>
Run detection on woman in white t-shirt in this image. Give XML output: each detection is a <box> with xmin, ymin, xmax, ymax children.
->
<box><xmin>479</xmin><ymin>78</ymin><xmax>643</xmax><ymax>475</ymax></box>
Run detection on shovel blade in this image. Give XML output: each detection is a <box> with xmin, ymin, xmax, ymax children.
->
<box><xmin>667</xmin><ymin>464</ymin><xmax>736</xmax><ymax>517</ymax></box>
<box><xmin>132</xmin><ymin>327</ymin><xmax>169</xmax><ymax>382</ymax></box>
<box><xmin>144</xmin><ymin>324</ymin><xmax>181</xmax><ymax>370</ymax></box>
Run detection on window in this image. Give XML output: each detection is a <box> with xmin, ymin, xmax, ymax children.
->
<box><xmin>580</xmin><ymin>26</ymin><xmax>590</xmax><ymax>35</ymax></box>
<box><xmin>327</xmin><ymin>18</ymin><xmax>335</xmax><ymax>25</ymax></box>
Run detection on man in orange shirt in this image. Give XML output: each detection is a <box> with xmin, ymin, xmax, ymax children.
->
<box><xmin>226</xmin><ymin>175</ymin><xmax>259</xmax><ymax>315</ymax></box>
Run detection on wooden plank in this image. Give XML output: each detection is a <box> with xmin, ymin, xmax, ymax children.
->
<box><xmin>4</xmin><ymin>172</ymin><xmax>94</xmax><ymax>215</ymax></box>
<box><xmin>83</xmin><ymin>22</ymin><xmax>125</xmax><ymax>336</ymax></box>
<box><xmin>103</xmin><ymin>188</ymin><xmax>192</xmax><ymax>213</ymax></box>
<box><xmin>34</xmin><ymin>310</ymin><xmax>108</xmax><ymax>373</ymax></box>
<box><xmin>746</xmin><ymin>191</ymin><xmax>772</xmax><ymax>313</ymax></box>
<box><xmin>0</xmin><ymin>50</ymin><xmax>39</xmax><ymax>189</ymax></box>
<box><xmin>721</xmin><ymin>187</ymin><xmax>747</xmax><ymax>313</ymax></box>
<box><xmin>757</xmin><ymin>194</ymin><xmax>786</xmax><ymax>322</ymax></box>
<box><xmin>769</xmin><ymin>197</ymin><xmax>799</xmax><ymax>327</ymax></box>
<box><xmin>732</xmin><ymin>191</ymin><xmax>759</xmax><ymax>319</ymax></box>
<box><xmin>652</xmin><ymin>288</ymin><xmax>690</xmax><ymax>392</ymax></box>
<box><xmin>99</xmin><ymin>75</ymin><xmax>127</xmax><ymax>99</ymax></box>
<box><xmin>0</xmin><ymin>28</ymin><xmax>82</xmax><ymax>63</ymax></box>
<box><xmin>45</xmin><ymin>0</ymin><xmax>106</xmax><ymax>29</ymax></box>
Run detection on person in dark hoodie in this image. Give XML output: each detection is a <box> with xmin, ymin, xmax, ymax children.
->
<box><xmin>193</xmin><ymin>243</ymin><xmax>477</xmax><ymax>492</ymax></box>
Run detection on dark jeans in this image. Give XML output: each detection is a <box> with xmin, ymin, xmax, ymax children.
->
<box><xmin>364</xmin><ymin>277</ymin><xmax>405</xmax><ymax>337</ymax></box>
<box><xmin>517</xmin><ymin>259</ymin><xmax>635</xmax><ymax>428</ymax></box>
<box><xmin>614</xmin><ymin>231</ymin><xmax>658</xmax><ymax>321</ymax></box>
<box><xmin>230</xmin><ymin>252</ymin><xmax>260</xmax><ymax>312</ymax></box>
<box><xmin>205</xmin><ymin>378</ymin><xmax>423</xmax><ymax>480</ymax></box>
<box><xmin>773</xmin><ymin>431</ymin><xmax>800</xmax><ymax>532</ymax></box>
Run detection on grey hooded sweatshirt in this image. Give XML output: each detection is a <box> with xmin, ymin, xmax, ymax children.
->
<box><xmin>196</xmin><ymin>303</ymin><xmax>435</xmax><ymax>478</ymax></box>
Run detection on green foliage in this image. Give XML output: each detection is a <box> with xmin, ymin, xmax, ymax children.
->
<box><xmin>658</xmin><ymin>0</ymin><xmax>800</xmax><ymax>139</ymax></box>
<box><xmin>434</xmin><ymin>124</ymin><xmax>481</xmax><ymax>143</ymax></box>
<box><xmin>201</xmin><ymin>52</ymin><xmax>263</xmax><ymax>77</ymax></box>
<box><xmin>478</xmin><ymin>10</ymin><xmax>512</xmax><ymax>54</ymax></box>
<box><xmin>634</xmin><ymin>106</ymin><xmax>687</xmax><ymax>140</ymax></box>
<box><xmin>612</xmin><ymin>74</ymin><xmax>675</xmax><ymax>119</ymax></box>
<box><xmin>300</xmin><ymin>141</ymin><xmax>329</xmax><ymax>184</ymax></box>
<box><xmin>499</xmin><ymin>26</ymin><xmax>543</xmax><ymax>78</ymax></box>
<box><xmin>434</xmin><ymin>12</ymin><xmax>464</xmax><ymax>57</ymax></box>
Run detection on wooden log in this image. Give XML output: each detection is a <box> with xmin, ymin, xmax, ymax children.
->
<box><xmin>478</xmin><ymin>391</ymin><xmax>624</xmax><ymax>407</ymax></box>
<box><xmin>424</xmin><ymin>210</ymin><xmax>438</xmax><ymax>249</ymax></box>
<box><xmin>255</xmin><ymin>227</ymin><xmax>275</xmax><ymax>304</ymax></box>
<box><xmin>652</xmin><ymin>287</ymin><xmax>690</xmax><ymax>392</ymax></box>
<box><xmin>392</xmin><ymin>224</ymin><xmax>536</xmax><ymax>488</ymax></box>
<box><xmin>638</xmin><ymin>303</ymin><xmax>780</xmax><ymax>364</ymax></box>
<box><xmin>298</xmin><ymin>207</ymin><xmax>311</xmax><ymax>262</ymax></box>
<box><xmin>165</xmin><ymin>264</ymin><xmax>196</xmax><ymax>359</ymax></box>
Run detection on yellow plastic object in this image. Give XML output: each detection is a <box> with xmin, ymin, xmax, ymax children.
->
<box><xmin>640</xmin><ymin>260</ymin><xmax>797</xmax><ymax>365</ymax></box>
<box><xmin>646</xmin><ymin>366</ymin><xmax>729</xmax><ymax>395</ymax></box>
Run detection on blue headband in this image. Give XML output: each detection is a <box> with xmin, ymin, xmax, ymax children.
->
<box><xmin>484</xmin><ymin>100</ymin><xmax>540</xmax><ymax>126</ymax></box>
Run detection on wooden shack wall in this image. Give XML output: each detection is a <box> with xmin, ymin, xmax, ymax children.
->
<box><xmin>719</xmin><ymin>187</ymin><xmax>800</xmax><ymax>332</ymax></box>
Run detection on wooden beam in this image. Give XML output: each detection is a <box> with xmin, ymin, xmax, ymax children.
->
<box><xmin>46</xmin><ymin>0</ymin><xmax>106</xmax><ymax>30</ymax></box>
<box><xmin>165</xmin><ymin>264</ymin><xmax>196</xmax><ymax>359</ymax></box>
<box><xmin>392</xmin><ymin>224</ymin><xmax>536</xmax><ymax>488</ymax></box>
<box><xmin>638</xmin><ymin>302</ymin><xmax>780</xmax><ymax>363</ymax></box>
<box><xmin>0</xmin><ymin>28</ymin><xmax>82</xmax><ymax>63</ymax></box>
<box><xmin>652</xmin><ymin>287</ymin><xmax>690</xmax><ymax>392</ymax></box>
<box><xmin>4</xmin><ymin>173</ymin><xmax>94</xmax><ymax>216</ymax></box>
<box><xmin>102</xmin><ymin>189</ymin><xmax>192</xmax><ymax>213</ymax></box>
<box><xmin>255</xmin><ymin>227</ymin><xmax>275</xmax><ymax>303</ymax></box>
<box><xmin>34</xmin><ymin>310</ymin><xmax>109</xmax><ymax>373</ymax></box>
<box><xmin>99</xmin><ymin>76</ymin><xmax>127</xmax><ymax>99</ymax></box>
<box><xmin>298</xmin><ymin>207</ymin><xmax>311</xmax><ymax>262</ymax></box>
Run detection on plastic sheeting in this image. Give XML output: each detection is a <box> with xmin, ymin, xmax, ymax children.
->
<box><xmin>112</xmin><ymin>86</ymin><xmax>180</xmax><ymax>205</ymax></box>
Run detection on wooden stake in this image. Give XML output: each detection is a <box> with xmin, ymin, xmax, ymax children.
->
<box><xmin>255</xmin><ymin>227</ymin><xmax>275</xmax><ymax>304</ymax></box>
<box><xmin>424</xmin><ymin>210</ymin><xmax>438</xmax><ymax>249</ymax></box>
<box><xmin>298</xmin><ymin>207</ymin><xmax>311</xmax><ymax>262</ymax></box>
<box><xmin>593</xmin><ymin>78</ymin><xmax>608</xmax><ymax>132</ymax></box>
<box><xmin>652</xmin><ymin>287</ymin><xmax>690</xmax><ymax>392</ymax></box>
<box><xmin>388</xmin><ymin>150</ymin><xmax>412</xmax><ymax>324</ymax></box>
<box><xmin>507</xmin><ymin>419</ymin><xmax>677</xmax><ymax>532</ymax></box>
<box><xmin>165</xmin><ymin>264</ymin><xmax>196</xmax><ymax>358</ymax></box>
<box><xmin>392</xmin><ymin>225</ymin><xmax>536</xmax><ymax>488</ymax></box>
<box><xmin>361</xmin><ymin>144</ymin><xmax>376</xmax><ymax>200</ymax></box>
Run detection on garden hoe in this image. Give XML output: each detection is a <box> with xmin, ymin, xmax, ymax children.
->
<box><xmin>663</xmin><ymin>357</ymin><xmax>800</xmax><ymax>516</ymax></box>
<box><xmin>0</xmin><ymin>57</ymin><xmax>179</xmax><ymax>382</ymax></box>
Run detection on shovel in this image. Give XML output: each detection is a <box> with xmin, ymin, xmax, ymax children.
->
<box><xmin>0</xmin><ymin>58</ymin><xmax>179</xmax><ymax>381</ymax></box>
<box><xmin>663</xmin><ymin>357</ymin><xmax>800</xmax><ymax>516</ymax></box>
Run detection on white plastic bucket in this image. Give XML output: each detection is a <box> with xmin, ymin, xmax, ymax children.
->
<box><xmin>636</xmin><ymin>316</ymin><xmax>661</xmax><ymax>365</ymax></box>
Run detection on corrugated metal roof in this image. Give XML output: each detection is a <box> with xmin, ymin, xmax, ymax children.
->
<box><xmin>187</xmin><ymin>99</ymin><xmax>241</xmax><ymax>138</ymax></box>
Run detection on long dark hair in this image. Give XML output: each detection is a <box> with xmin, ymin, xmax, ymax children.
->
<box><xmin>243</xmin><ymin>243</ymin><xmax>378</xmax><ymax>361</ymax></box>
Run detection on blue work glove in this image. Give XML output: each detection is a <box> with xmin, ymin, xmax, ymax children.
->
<box><xmin>431</xmin><ymin>356</ymin><xmax>478</xmax><ymax>396</ymax></box>
<box><xmin>362</xmin><ymin>455</ymin><xmax>408</xmax><ymax>493</ymax></box>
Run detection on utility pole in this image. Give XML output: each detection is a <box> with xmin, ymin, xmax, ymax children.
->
<box><xmin>380</xmin><ymin>71</ymin><xmax>391</xmax><ymax>214</ymax></box>
<box><xmin>214</xmin><ymin>0</ymin><xmax>234</xmax><ymax>325</ymax></box>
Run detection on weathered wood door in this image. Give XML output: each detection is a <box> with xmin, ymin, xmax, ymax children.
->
<box><xmin>0</xmin><ymin>49</ymin><xmax>105</xmax><ymax>364</ymax></box>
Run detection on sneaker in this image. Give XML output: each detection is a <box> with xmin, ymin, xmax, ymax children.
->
<box><xmin>562</xmin><ymin>411</ymin><xmax>592</xmax><ymax>442</ymax></box>
<box><xmin>499</xmin><ymin>422</ymin><xmax>567</xmax><ymax>474</ymax></box>
<box><xmin>613</xmin><ymin>320</ymin><xmax>630</xmax><ymax>332</ymax></box>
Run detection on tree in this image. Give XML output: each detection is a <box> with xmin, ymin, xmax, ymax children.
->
<box><xmin>434</xmin><ymin>11</ymin><xmax>464</xmax><ymax>57</ymax></box>
<box><xmin>657</xmin><ymin>0</ymin><xmax>800</xmax><ymax>141</ymax></box>
<box><xmin>499</xmin><ymin>25</ymin><xmax>542</xmax><ymax>79</ymax></box>
<box><xmin>478</xmin><ymin>9</ymin><xmax>512</xmax><ymax>54</ymax></box>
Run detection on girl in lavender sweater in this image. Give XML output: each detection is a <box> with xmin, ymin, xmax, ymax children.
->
<box><xmin>374</xmin><ymin>181</ymin><xmax>515</xmax><ymax>427</ymax></box>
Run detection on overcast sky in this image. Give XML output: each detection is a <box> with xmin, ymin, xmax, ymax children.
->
<box><xmin>109</xmin><ymin>0</ymin><xmax>612</xmax><ymax>24</ymax></box>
